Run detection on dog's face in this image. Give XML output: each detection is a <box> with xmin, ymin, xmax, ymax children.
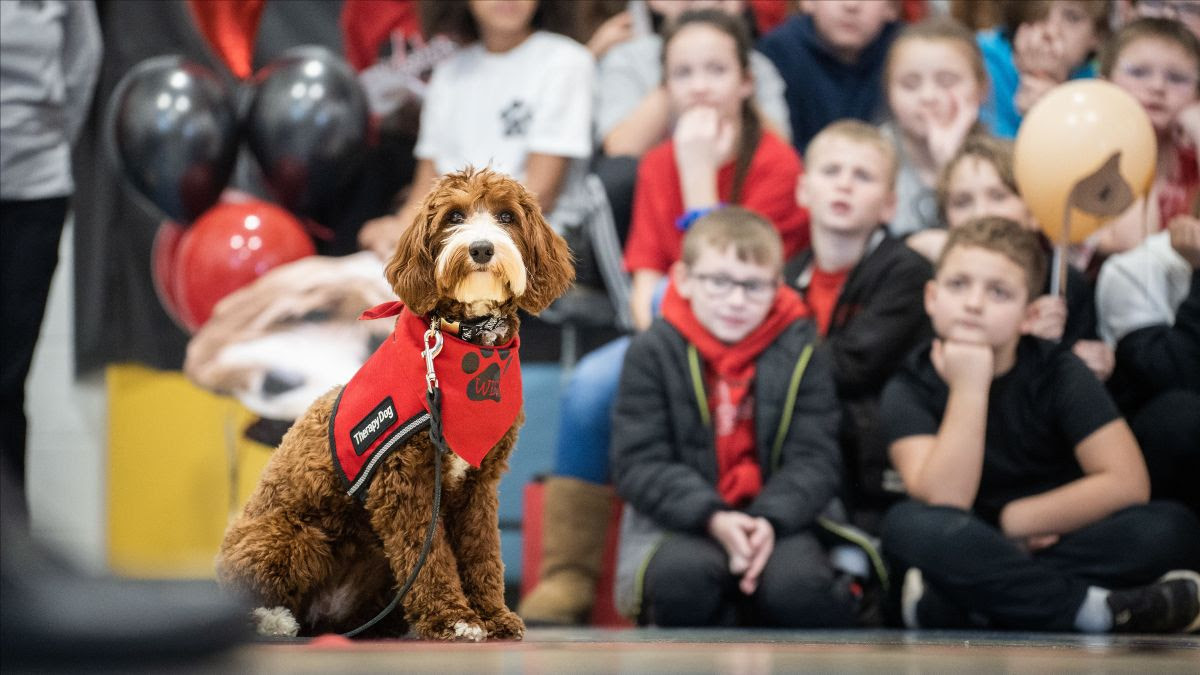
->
<box><xmin>385</xmin><ymin>167</ymin><xmax>574</xmax><ymax>319</ymax></box>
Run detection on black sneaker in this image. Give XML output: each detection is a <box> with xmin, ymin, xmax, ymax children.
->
<box><xmin>1107</xmin><ymin>570</ymin><xmax>1200</xmax><ymax>634</ymax></box>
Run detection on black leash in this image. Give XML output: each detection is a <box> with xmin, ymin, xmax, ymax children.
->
<box><xmin>341</xmin><ymin>320</ymin><xmax>449</xmax><ymax>638</ymax></box>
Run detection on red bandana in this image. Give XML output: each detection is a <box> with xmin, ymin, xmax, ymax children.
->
<box><xmin>330</xmin><ymin>302</ymin><xmax>521</xmax><ymax>500</ymax></box>
<box><xmin>661</xmin><ymin>282</ymin><xmax>807</xmax><ymax>506</ymax></box>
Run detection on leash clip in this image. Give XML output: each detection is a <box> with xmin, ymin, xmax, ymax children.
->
<box><xmin>423</xmin><ymin>317</ymin><xmax>444</xmax><ymax>393</ymax></box>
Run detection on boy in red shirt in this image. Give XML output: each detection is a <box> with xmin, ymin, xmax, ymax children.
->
<box><xmin>786</xmin><ymin>120</ymin><xmax>932</xmax><ymax>532</ymax></box>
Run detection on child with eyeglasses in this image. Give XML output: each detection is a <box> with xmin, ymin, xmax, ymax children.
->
<box><xmin>785</xmin><ymin>120</ymin><xmax>933</xmax><ymax>534</ymax></box>
<box><xmin>1092</xmin><ymin>17</ymin><xmax>1200</xmax><ymax>256</ymax></box>
<box><xmin>611</xmin><ymin>206</ymin><xmax>857</xmax><ymax>628</ymax></box>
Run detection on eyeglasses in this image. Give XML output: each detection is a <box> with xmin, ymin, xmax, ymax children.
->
<box><xmin>690</xmin><ymin>273</ymin><xmax>778</xmax><ymax>302</ymax></box>
<box><xmin>1118</xmin><ymin>63</ymin><xmax>1199</xmax><ymax>89</ymax></box>
<box><xmin>1138</xmin><ymin>0</ymin><xmax>1200</xmax><ymax>20</ymax></box>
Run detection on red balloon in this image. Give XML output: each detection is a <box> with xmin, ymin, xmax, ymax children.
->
<box><xmin>151</xmin><ymin>220</ymin><xmax>187</xmax><ymax>328</ymax></box>
<box><xmin>173</xmin><ymin>199</ymin><xmax>315</xmax><ymax>331</ymax></box>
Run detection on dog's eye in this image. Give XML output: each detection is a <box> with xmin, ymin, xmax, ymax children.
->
<box><xmin>448</xmin><ymin>210</ymin><xmax>465</xmax><ymax>224</ymax></box>
<box><xmin>498</xmin><ymin>210</ymin><xmax>515</xmax><ymax>225</ymax></box>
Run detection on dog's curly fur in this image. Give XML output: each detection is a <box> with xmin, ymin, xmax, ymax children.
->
<box><xmin>216</xmin><ymin>168</ymin><xmax>574</xmax><ymax>640</ymax></box>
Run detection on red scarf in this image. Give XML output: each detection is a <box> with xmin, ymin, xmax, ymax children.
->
<box><xmin>661</xmin><ymin>282</ymin><xmax>808</xmax><ymax>506</ymax></box>
<box><xmin>330</xmin><ymin>302</ymin><xmax>521</xmax><ymax>500</ymax></box>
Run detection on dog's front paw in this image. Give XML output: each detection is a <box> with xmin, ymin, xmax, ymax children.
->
<box><xmin>451</xmin><ymin>619</ymin><xmax>487</xmax><ymax>642</ymax></box>
<box><xmin>253</xmin><ymin>606</ymin><xmax>300</xmax><ymax>637</ymax></box>
<box><xmin>482</xmin><ymin>608</ymin><xmax>525</xmax><ymax>640</ymax></box>
<box><xmin>415</xmin><ymin>614</ymin><xmax>486</xmax><ymax>642</ymax></box>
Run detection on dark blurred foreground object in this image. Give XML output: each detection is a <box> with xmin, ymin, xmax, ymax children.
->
<box><xmin>0</xmin><ymin>468</ymin><xmax>252</xmax><ymax>670</ymax></box>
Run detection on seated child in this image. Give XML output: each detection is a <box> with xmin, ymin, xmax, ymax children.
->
<box><xmin>880</xmin><ymin>217</ymin><xmax>1200</xmax><ymax>633</ymax></box>
<box><xmin>913</xmin><ymin>134</ymin><xmax>1114</xmax><ymax>381</ymax></box>
<box><xmin>612</xmin><ymin>207</ymin><xmax>856</xmax><ymax>628</ymax></box>
<box><xmin>757</xmin><ymin>0</ymin><xmax>900</xmax><ymax>153</ymax></box>
<box><xmin>786</xmin><ymin>120</ymin><xmax>932</xmax><ymax>532</ymax></box>
<box><xmin>1097</xmin><ymin>213</ymin><xmax>1200</xmax><ymax>516</ymax></box>
<box><xmin>1094</xmin><ymin>16</ymin><xmax>1200</xmax><ymax>256</ymax></box>
<box><xmin>882</xmin><ymin>15</ymin><xmax>988</xmax><ymax>236</ymax></box>
<box><xmin>597</xmin><ymin>0</ymin><xmax>791</xmax><ymax>159</ymax></box>
<box><xmin>977</xmin><ymin>0</ymin><xmax>1108</xmax><ymax>139</ymax></box>
<box><xmin>357</xmin><ymin>0</ymin><xmax>592</xmax><ymax>257</ymax></box>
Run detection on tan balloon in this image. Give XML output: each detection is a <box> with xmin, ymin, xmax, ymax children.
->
<box><xmin>1014</xmin><ymin>80</ymin><xmax>1156</xmax><ymax>244</ymax></box>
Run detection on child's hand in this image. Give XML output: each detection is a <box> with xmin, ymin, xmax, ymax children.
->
<box><xmin>1019</xmin><ymin>533</ymin><xmax>1060</xmax><ymax>553</ymax></box>
<box><xmin>738</xmin><ymin>517</ymin><xmax>774</xmax><ymax>596</ymax></box>
<box><xmin>1014</xmin><ymin>71</ymin><xmax>1059</xmax><ymax>116</ymax></box>
<box><xmin>931</xmin><ymin>338</ymin><xmax>994</xmax><ymax>390</ymax></box>
<box><xmin>1023</xmin><ymin>295</ymin><xmax>1067</xmax><ymax>341</ymax></box>
<box><xmin>924</xmin><ymin>88</ymin><xmax>978</xmax><ymax>169</ymax></box>
<box><xmin>586</xmin><ymin>10</ymin><xmax>635</xmax><ymax>60</ymax></box>
<box><xmin>358</xmin><ymin>212</ymin><xmax>406</xmax><ymax>260</ymax></box>
<box><xmin>708</xmin><ymin>510</ymin><xmax>756</xmax><ymax>575</ymax></box>
<box><xmin>1071</xmin><ymin>340</ymin><xmax>1114</xmax><ymax>382</ymax></box>
<box><xmin>1174</xmin><ymin>101</ymin><xmax>1200</xmax><ymax>148</ymax></box>
<box><xmin>1169</xmin><ymin>215</ymin><xmax>1200</xmax><ymax>269</ymax></box>
<box><xmin>905</xmin><ymin>228</ymin><xmax>949</xmax><ymax>263</ymax></box>
<box><xmin>673</xmin><ymin>106</ymin><xmax>736</xmax><ymax>173</ymax></box>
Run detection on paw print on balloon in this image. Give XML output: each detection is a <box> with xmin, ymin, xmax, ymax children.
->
<box><xmin>461</xmin><ymin>348</ymin><xmax>513</xmax><ymax>402</ymax></box>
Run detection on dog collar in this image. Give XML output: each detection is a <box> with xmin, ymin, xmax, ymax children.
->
<box><xmin>359</xmin><ymin>302</ymin><xmax>508</xmax><ymax>346</ymax></box>
<box><xmin>438</xmin><ymin>316</ymin><xmax>508</xmax><ymax>344</ymax></box>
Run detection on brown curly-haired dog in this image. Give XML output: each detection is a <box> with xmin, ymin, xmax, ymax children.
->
<box><xmin>216</xmin><ymin>167</ymin><xmax>574</xmax><ymax>641</ymax></box>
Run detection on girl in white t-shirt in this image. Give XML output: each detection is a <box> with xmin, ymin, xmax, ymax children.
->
<box><xmin>359</xmin><ymin>0</ymin><xmax>593</xmax><ymax>257</ymax></box>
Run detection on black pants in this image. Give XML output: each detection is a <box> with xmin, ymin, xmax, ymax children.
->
<box><xmin>881</xmin><ymin>500</ymin><xmax>1200</xmax><ymax>631</ymax></box>
<box><xmin>0</xmin><ymin>197</ymin><xmax>68</xmax><ymax>503</ymax></box>
<box><xmin>1131</xmin><ymin>390</ymin><xmax>1200</xmax><ymax>516</ymax></box>
<box><xmin>642</xmin><ymin>530</ymin><xmax>857</xmax><ymax>628</ymax></box>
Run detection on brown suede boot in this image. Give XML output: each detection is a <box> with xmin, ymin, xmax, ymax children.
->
<box><xmin>517</xmin><ymin>476</ymin><xmax>614</xmax><ymax>626</ymax></box>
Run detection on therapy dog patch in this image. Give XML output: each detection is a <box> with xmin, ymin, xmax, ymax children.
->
<box><xmin>330</xmin><ymin>303</ymin><xmax>521</xmax><ymax>501</ymax></box>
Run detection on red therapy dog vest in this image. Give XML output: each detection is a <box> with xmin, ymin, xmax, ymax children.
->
<box><xmin>330</xmin><ymin>302</ymin><xmax>521</xmax><ymax>501</ymax></box>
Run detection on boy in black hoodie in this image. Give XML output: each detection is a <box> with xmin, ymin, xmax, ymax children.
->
<box><xmin>787</xmin><ymin>120</ymin><xmax>932</xmax><ymax>533</ymax></box>
<box><xmin>758</xmin><ymin>0</ymin><xmax>900</xmax><ymax>152</ymax></box>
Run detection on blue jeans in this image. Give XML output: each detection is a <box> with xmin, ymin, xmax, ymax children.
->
<box><xmin>554</xmin><ymin>278</ymin><xmax>665</xmax><ymax>484</ymax></box>
<box><xmin>552</xmin><ymin>336</ymin><xmax>630</xmax><ymax>484</ymax></box>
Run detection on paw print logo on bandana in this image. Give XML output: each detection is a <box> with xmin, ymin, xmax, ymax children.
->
<box><xmin>462</xmin><ymin>348</ymin><xmax>513</xmax><ymax>402</ymax></box>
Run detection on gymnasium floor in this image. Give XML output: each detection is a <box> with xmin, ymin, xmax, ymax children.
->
<box><xmin>214</xmin><ymin>628</ymin><xmax>1199</xmax><ymax>673</ymax></box>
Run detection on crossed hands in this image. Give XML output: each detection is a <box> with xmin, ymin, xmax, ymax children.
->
<box><xmin>708</xmin><ymin>510</ymin><xmax>774</xmax><ymax>596</ymax></box>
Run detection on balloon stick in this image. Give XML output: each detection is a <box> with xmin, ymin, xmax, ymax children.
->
<box><xmin>1052</xmin><ymin>202</ymin><xmax>1070</xmax><ymax>299</ymax></box>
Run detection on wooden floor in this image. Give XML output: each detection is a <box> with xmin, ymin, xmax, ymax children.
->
<box><xmin>208</xmin><ymin>628</ymin><xmax>1199</xmax><ymax>674</ymax></box>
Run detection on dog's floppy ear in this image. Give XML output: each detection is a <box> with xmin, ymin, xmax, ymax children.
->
<box><xmin>385</xmin><ymin>185</ymin><xmax>441</xmax><ymax>317</ymax></box>
<box><xmin>515</xmin><ymin>188</ymin><xmax>575</xmax><ymax>315</ymax></box>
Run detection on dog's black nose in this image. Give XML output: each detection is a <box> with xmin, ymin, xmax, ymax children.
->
<box><xmin>469</xmin><ymin>240</ymin><xmax>494</xmax><ymax>264</ymax></box>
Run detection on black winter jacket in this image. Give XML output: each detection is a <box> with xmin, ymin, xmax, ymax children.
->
<box><xmin>610</xmin><ymin>318</ymin><xmax>841</xmax><ymax>538</ymax></box>
<box><xmin>785</xmin><ymin>230</ymin><xmax>932</xmax><ymax>508</ymax></box>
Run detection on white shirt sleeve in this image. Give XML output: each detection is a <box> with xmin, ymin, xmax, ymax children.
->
<box><xmin>1095</xmin><ymin>234</ymin><xmax>1187</xmax><ymax>345</ymax></box>
<box><xmin>527</xmin><ymin>41</ymin><xmax>593</xmax><ymax>159</ymax></box>
<box><xmin>593</xmin><ymin>37</ymin><xmax>659</xmax><ymax>146</ymax></box>
<box><xmin>750</xmin><ymin>51</ymin><xmax>791</xmax><ymax>143</ymax></box>
<box><xmin>413</xmin><ymin>60</ymin><xmax>453</xmax><ymax>164</ymax></box>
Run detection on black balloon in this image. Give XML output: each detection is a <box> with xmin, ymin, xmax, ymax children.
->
<box><xmin>246</xmin><ymin>46</ymin><xmax>369</xmax><ymax>220</ymax></box>
<box><xmin>109</xmin><ymin>56</ymin><xmax>238</xmax><ymax>224</ymax></box>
